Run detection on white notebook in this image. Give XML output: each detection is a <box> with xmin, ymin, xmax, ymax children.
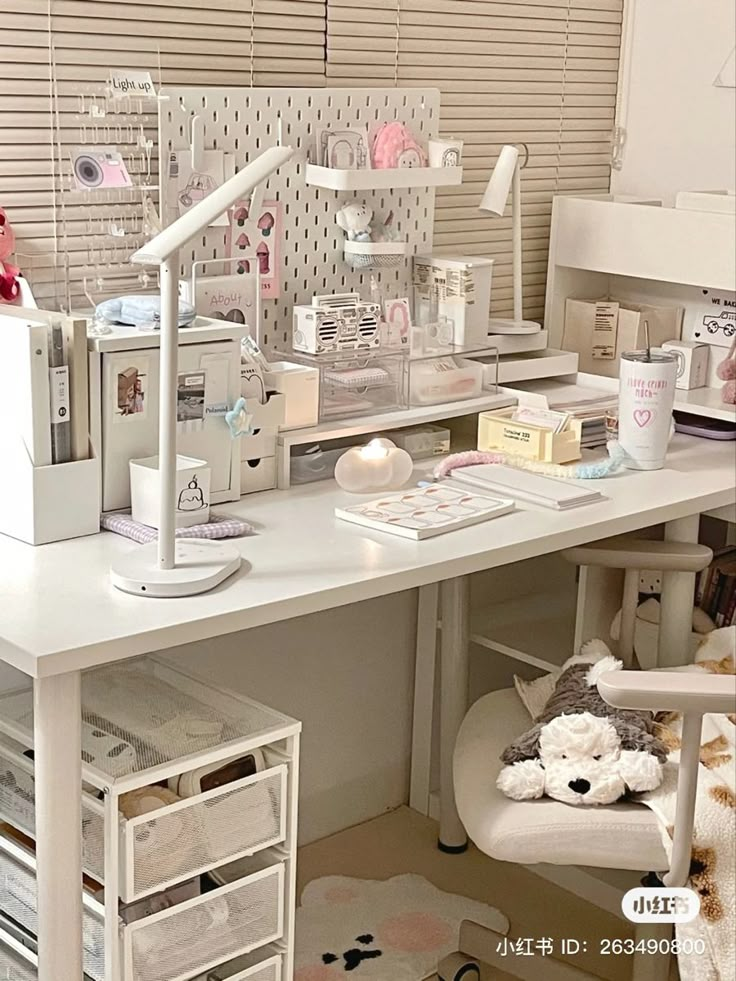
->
<box><xmin>449</xmin><ymin>464</ymin><xmax>604</xmax><ymax>510</ymax></box>
<box><xmin>336</xmin><ymin>484</ymin><xmax>514</xmax><ymax>540</ymax></box>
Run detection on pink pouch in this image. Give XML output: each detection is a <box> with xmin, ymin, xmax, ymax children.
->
<box><xmin>371</xmin><ymin>122</ymin><xmax>427</xmax><ymax>169</ymax></box>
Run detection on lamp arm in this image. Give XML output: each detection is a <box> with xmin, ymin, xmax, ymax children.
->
<box><xmin>132</xmin><ymin>145</ymin><xmax>294</xmax><ymax>265</ymax></box>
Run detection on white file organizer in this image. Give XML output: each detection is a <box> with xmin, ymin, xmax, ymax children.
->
<box><xmin>158</xmin><ymin>87</ymin><xmax>445</xmax><ymax>359</ymax></box>
<box><xmin>0</xmin><ymin>657</ymin><xmax>301</xmax><ymax>981</ymax></box>
<box><xmin>0</xmin><ymin>312</ymin><xmax>100</xmax><ymax>545</ymax></box>
<box><xmin>88</xmin><ymin>319</ymin><xmax>245</xmax><ymax>512</ymax></box>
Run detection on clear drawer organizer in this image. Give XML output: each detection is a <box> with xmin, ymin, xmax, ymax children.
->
<box><xmin>281</xmin><ymin>349</ymin><xmax>406</xmax><ymax>420</ymax></box>
<box><xmin>0</xmin><ymin>658</ymin><xmax>300</xmax><ymax>981</ymax></box>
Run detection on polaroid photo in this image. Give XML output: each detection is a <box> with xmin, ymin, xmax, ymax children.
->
<box><xmin>114</xmin><ymin>360</ymin><xmax>148</xmax><ymax>422</ymax></box>
<box><xmin>176</xmin><ymin>370</ymin><xmax>206</xmax><ymax>424</ymax></box>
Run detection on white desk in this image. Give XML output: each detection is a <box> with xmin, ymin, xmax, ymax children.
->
<box><xmin>0</xmin><ymin>433</ymin><xmax>734</xmax><ymax>980</ymax></box>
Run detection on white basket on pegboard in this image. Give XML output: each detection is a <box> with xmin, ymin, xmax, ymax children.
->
<box><xmin>343</xmin><ymin>240</ymin><xmax>407</xmax><ymax>269</ymax></box>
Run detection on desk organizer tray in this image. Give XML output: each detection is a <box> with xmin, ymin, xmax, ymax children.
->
<box><xmin>478</xmin><ymin>408</ymin><xmax>583</xmax><ymax>464</ymax></box>
<box><xmin>0</xmin><ymin>659</ymin><xmax>298</xmax><ymax>905</ymax></box>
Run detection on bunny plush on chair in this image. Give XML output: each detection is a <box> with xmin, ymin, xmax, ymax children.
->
<box><xmin>497</xmin><ymin>642</ymin><xmax>667</xmax><ymax>806</ymax></box>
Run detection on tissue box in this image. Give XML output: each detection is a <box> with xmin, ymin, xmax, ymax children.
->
<box><xmin>661</xmin><ymin>340</ymin><xmax>709</xmax><ymax>390</ymax></box>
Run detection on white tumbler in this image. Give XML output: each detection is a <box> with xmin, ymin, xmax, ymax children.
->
<box><xmin>618</xmin><ymin>350</ymin><xmax>678</xmax><ymax>470</ymax></box>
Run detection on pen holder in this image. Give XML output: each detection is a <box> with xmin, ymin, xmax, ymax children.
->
<box><xmin>478</xmin><ymin>409</ymin><xmax>582</xmax><ymax>464</ymax></box>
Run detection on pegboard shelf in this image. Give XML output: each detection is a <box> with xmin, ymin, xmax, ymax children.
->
<box><xmin>304</xmin><ymin>163</ymin><xmax>463</xmax><ymax>191</ymax></box>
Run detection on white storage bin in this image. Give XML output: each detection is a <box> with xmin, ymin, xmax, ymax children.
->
<box><xmin>0</xmin><ymin>835</ymin><xmax>105</xmax><ymax>981</ymax></box>
<box><xmin>240</xmin><ymin>457</ymin><xmax>277</xmax><ymax>495</ymax></box>
<box><xmin>263</xmin><ymin>362</ymin><xmax>319</xmax><ymax>430</ymax></box>
<box><xmin>130</xmin><ymin>454</ymin><xmax>211</xmax><ymax>530</ymax></box>
<box><xmin>124</xmin><ymin>764</ymin><xmax>287</xmax><ymax>901</ymax></box>
<box><xmin>125</xmin><ymin>862</ymin><xmax>284</xmax><ymax>981</ymax></box>
<box><xmin>0</xmin><ymin>739</ymin><xmax>106</xmax><ymax>883</ymax></box>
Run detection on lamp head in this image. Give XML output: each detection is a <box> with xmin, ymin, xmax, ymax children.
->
<box><xmin>479</xmin><ymin>144</ymin><xmax>520</xmax><ymax>217</ymax></box>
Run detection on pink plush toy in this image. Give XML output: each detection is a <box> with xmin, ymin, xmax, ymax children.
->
<box><xmin>0</xmin><ymin>207</ymin><xmax>21</xmax><ymax>303</ymax></box>
<box><xmin>716</xmin><ymin>337</ymin><xmax>736</xmax><ymax>404</ymax></box>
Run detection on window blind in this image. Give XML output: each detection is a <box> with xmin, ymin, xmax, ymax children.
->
<box><xmin>2</xmin><ymin>0</ymin><xmax>326</xmax><ymax>305</ymax></box>
<box><xmin>327</xmin><ymin>0</ymin><xmax>622</xmax><ymax>324</ymax></box>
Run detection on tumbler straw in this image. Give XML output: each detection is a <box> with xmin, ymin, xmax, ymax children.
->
<box><xmin>644</xmin><ymin>319</ymin><xmax>651</xmax><ymax>362</ymax></box>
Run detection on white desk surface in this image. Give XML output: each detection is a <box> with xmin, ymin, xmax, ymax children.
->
<box><xmin>0</xmin><ymin>434</ymin><xmax>733</xmax><ymax>678</ymax></box>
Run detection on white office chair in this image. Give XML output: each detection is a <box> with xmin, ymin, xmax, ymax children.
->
<box><xmin>438</xmin><ymin>537</ymin><xmax>735</xmax><ymax>981</ymax></box>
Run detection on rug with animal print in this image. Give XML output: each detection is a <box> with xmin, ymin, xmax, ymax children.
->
<box><xmin>294</xmin><ymin>873</ymin><xmax>507</xmax><ymax>980</ymax></box>
<box><xmin>644</xmin><ymin>626</ymin><xmax>735</xmax><ymax>981</ymax></box>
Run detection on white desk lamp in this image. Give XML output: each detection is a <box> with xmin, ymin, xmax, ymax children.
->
<box><xmin>479</xmin><ymin>144</ymin><xmax>540</xmax><ymax>335</ymax></box>
<box><xmin>111</xmin><ymin>144</ymin><xmax>294</xmax><ymax>598</ymax></box>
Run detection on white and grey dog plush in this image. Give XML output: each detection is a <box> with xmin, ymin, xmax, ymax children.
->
<box><xmin>497</xmin><ymin>642</ymin><xmax>667</xmax><ymax>806</ymax></box>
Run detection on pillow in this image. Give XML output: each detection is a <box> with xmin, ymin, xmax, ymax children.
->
<box><xmin>96</xmin><ymin>294</ymin><xmax>196</xmax><ymax>328</ymax></box>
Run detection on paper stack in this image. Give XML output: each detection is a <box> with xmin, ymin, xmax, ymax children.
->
<box><xmin>508</xmin><ymin>380</ymin><xmax>617</xmax><ymax>449</ymax></box>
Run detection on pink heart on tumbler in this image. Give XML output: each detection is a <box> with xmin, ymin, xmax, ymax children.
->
<box><xmin>633</xmin><ymin>409</ymin><xmax>652</xmax><ymax>427</ymax></box>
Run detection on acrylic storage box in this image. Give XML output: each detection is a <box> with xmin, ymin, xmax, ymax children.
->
<box><xmin>386</xmin><ymin>425</ymin><xmax>451</xmax><ymax>460</ymax></box>
<box><xmin>478</xmin><ymin>408</ymin><xmax>583</xmax><ymax>464</ymax></box>
<box><xmin>283</xmin><ymin>350</ymin><xmax>405</xmax><ymax>421</ymax></box>
<box><xmin>405</xmin><ymin>343</ymin><xmax>499</xmax><ymax>406</ymax></box>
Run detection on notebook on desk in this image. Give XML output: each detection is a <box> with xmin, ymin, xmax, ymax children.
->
<box><xmin>448</xmin><ymin>464</ymin><xmax>604</xmax><ymax>510</ymax></box>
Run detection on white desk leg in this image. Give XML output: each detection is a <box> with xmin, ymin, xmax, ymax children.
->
<box><xmin>410</xmin><ymin>582</ymin><xmax>439</xmax><ymax>816</ymax></box>
<box><xmin>659</xmin><ymin>514</ymin><xmax>700</xmax><ymax>668</ymax></box>
<box><xmin>438</xmin><ymin>576</ymin><xmax>470</xmax><ymax>853</ymax></box>
<box><xmin>34</xmin><ymin>672</ymin><xmax>83</xmax><ymax>981</ymax></box>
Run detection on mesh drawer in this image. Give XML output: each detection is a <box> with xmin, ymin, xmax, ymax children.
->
<box><xmin>127</xmin><ymin>863</ymin><xmax>284</xmax><ymax>981</ymax></box>
<box><xmin>207</xmin><ymin>952</ymin><xmax>281</xmax><ymax>981</ymax></box>
<box><xmin>0</xmin><ymin>742</ymin><xmax>105</xmax><ymax>883</ymax></box>
<box><xmin>129</xmin><ymin>766</ymin><xmax>286</xmax><ymax>900</ymax></box>
<box><xmin>0</xmin><ymin>944</ymin><xmax>36</xmax><ymax>981</ymax></box>
<box><xmin>0</xmin><ymin>842</ymin><xmax>104</xmax><ymax>981</ymax></box>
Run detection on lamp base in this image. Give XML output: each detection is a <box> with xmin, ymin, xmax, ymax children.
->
<box><xmin>111</xmin><ymin>539</ymin><xmax>242</xmax><ymax>597</ymax></box>
<box><xmin>487</xmin><ymin>318</ymin><xmax>541</xmax><ymax>335</ymax></box>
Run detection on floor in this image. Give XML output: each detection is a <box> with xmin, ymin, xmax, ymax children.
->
<box><xmin>298</xmin><ymin>806</ymin><xmax>634</xmax><ymax>981</ymax></box>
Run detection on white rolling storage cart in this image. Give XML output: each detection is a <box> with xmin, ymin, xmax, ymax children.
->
<box><xmin>0</xmin><ymin>657</ymin><xmax>300</xmax><ymax>981</ymax></box>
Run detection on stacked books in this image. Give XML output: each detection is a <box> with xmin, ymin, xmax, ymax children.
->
<box><xmin>696</xmin><ymin>548</ymin><xmax>736</xmax><ymax>627</ymax></box>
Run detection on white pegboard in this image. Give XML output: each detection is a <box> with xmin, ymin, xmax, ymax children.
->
<box><xmin>158</xmin><ymin>87</ymin><xmax>442</xmax><ymax>356</ymax></box>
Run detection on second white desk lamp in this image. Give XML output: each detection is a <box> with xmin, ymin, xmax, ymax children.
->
<box><xmin>111</xmin><ymin>144</ymin><xmax>294</xmax><ymax>598</ymax></box>
<box><xmin>479</xmin><ymin>144</ymin><xmax>540</xmax><ymax>335</ymax></box>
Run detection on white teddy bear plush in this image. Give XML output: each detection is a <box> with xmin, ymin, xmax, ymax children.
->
<box><xmin>497</xmin><ymin>643</ymin><xmax>667</xmax><ymax>806</ymax></box>
<box><xmin>336</xmin><ymin>201</ymin><xmax>373</xmax><ymax>241</ymax></box>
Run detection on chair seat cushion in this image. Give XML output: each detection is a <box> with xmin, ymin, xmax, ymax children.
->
<box><xmin>454</xmin><ymin>689</ymin><xmax>669</xmax><ymax>872</ymax></box>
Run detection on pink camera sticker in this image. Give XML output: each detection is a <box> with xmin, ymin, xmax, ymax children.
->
<box><xmin>71</xmin><ymin>147</ymin><xmax>132</xmax><ymax>191</ymax></box>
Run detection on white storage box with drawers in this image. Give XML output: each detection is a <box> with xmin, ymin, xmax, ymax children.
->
<box><xmin>0</xmin><ymin>658</ymin><xmax>301</xmax><ymax>981</ymax></box>
<box><xmin>239</xmin><ymin>393</ymin><xmax>285</xmax><ymax>496</ymax></box>
<box><xmin>88</xmin><ymin>320</ymin><xmax>245</xmax><ymax>512</ymax></box>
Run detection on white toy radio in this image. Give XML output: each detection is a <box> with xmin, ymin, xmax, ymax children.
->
<box><xmin>293</xmin><ymin>292</ymin><xmax>382</xmax><ymax>355</ymax></box>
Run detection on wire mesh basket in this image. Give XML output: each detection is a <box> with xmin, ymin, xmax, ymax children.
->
<box><xmin>343</xmin><ymin>240</ymin><xmax>406</xmax><ymax>269</ymax></box>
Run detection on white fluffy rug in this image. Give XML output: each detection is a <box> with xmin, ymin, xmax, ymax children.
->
<box><xmin>294</xmin><ymin>873</ymin><xmax>508</xmax><ymax>980</ymax></box>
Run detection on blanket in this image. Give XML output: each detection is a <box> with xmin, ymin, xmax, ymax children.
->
<box><xmin>643</xmin><ymin>626</ymin><xmax>736</xmax><ymax>981</ymax></box>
